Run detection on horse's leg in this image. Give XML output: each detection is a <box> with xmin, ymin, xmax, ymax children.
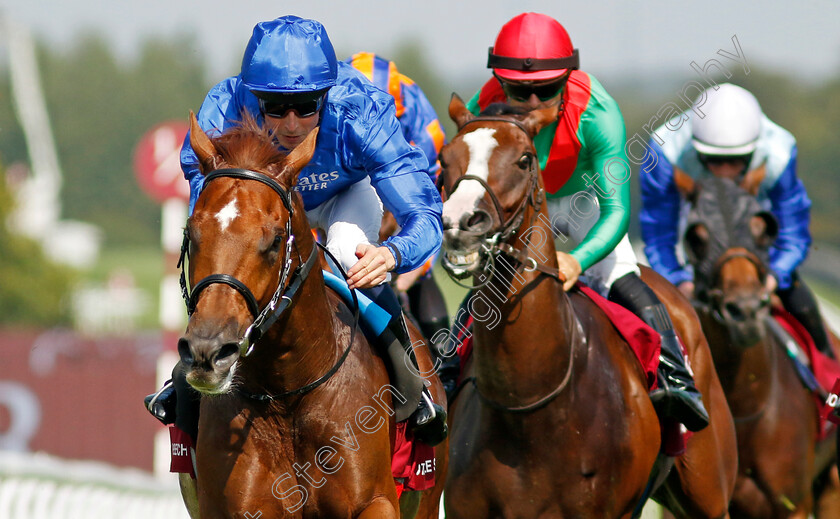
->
<box><xmin>178</xmin><ymin>473</ymin><xmax>201</xmax><ymax>519</ymax></box>
<box><xmin>357</xmin><ymin>497</ymin><xmax>399</xmax><ymax>519</ymax></box>
<box><xmin>406</xmin><ymin>319</ymin><xmax>448</xmax><ymax>519</ymax></box>
<box><xmin>640</xmin><ymin>267</ymin><xmax>737</xmax><ymax>518</ymax></box>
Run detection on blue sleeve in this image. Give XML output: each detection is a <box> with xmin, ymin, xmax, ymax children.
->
<box><xmin>639</xmin><ymin>141</ymin><xmax>693</xmax><ymax>286</ymax></box>
<box><xmin>767</xmin><ymin>146</ymin><xmax>811</xmax><ymax>289</ymax></box>
<box><xmin>399</xmin><ymin>82</ymin><xmax>445</xmax><ymax>183</ymax></box>
<box><xmin>347</xmin><ymin>97</ymin><xmax>443</xmax><ymax>273</ymax></box>
<box><xmin>180</xmin><ymin>77</ymin><xmax>253</xmax><ymax>214</ymax></box>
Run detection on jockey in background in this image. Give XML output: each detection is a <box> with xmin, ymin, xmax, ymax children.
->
<box><xmin>640</xmin><ymin>83</ymin><xmax>830</xmax><ymax>356</ymax></box>
<box><xmin>146</xmin><ymin>16</ymin><xmax>447</xmax><ymax>449</ymax></box>
<box><xmin>344</xmin><ymin>52</ymin><xmax>451</xmax><ymax>346</ymax></box>
<box><xmin>455</xmin><ymin>12</ymin><xmax>709</xmax><ymax>432</ymax></box>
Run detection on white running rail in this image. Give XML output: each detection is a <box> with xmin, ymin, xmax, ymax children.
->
<box><xmin>0</xmin><ymin>452</ymin><xmax>188</xmax><ymax>519</ymax></box>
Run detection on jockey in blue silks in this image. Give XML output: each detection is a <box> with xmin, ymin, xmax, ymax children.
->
<box><xmin>146</xmin><ymin>16</ymin><xmax>447</xmax><ymax>450</ymax></box>
<box><xmin>640</xmin><ymin>83</ymin><xmax>829</xmax><ymax>356</ymax></box>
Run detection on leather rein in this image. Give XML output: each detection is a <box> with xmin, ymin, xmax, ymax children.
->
<box><xmin>445</xmin><ymin>116</ymin><xmax>575</xmax><ymax>413</ymax></box>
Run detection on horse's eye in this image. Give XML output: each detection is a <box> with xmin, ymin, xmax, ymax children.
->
<box><xmin>270</xmin><ymin>234</ymin><xmax>284</xmax><ymax>251</ymax></box>
<box><xmin>517</xmin><ymin>154</ymin><xmax>532</xmax><ymax>170</ymax></box>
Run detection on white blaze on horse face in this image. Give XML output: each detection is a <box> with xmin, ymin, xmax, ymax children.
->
<box><xmin>441</xmin><ymin>128</ymin><xmax>498</xmax><ymax>227</ymax></box>
<box><xmin>215</xmin><ymin>199</ymin><xmax>239</xmax><ymax>231</ymax></box>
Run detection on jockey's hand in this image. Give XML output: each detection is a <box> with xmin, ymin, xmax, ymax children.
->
<box><xmin>678</xmin><ymin>281</ymin><xmax>695</xmax><ymax>300</ymax></box>
<box><xmin>555</xmin><ymin>252</ymin><xmax>582</xmax><ymax>292</ymax></box>
<box><xmin>395</xmin><ymin>264</ymin><xmax>426</xmax><ymax>292</ymax></box>
<box><xmin>347</xmin><ymin>244</ymin><xmax>396</xmax><ymax>290</ymax></box>
<box><xmin>765</xmin><ymin>274</ymin><xmax>778</xmax><ymax>294</ymax></box>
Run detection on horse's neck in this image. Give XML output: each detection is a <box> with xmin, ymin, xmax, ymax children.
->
<box><xmin>472</xmin><ymin>204</ymin><xmax>578</xmax><ymax>400</ymax></box>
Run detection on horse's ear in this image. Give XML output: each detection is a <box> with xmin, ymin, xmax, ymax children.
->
<box><xmin>750</xmin><ymin>211</ymin><xmax>778</xmax><ymax>249</ymax></box>
<box><xmin>449</xmin><ymin>93</ymin><xmax>474</xmax><ymax>129</ymax></box>
<box><xmin>278</xmin><ymin>127</ymin><xmax>319</xmax><ymax>186</ymax></box>
<box><xmin>189</xmin><ymin>111</ymin><xmax>222</xmax><ymax>174</ymax></box>
<box><xmin>523</xmin><ymin>105</ymin><xmax>559</xmax><ymax>138</ymax></box>
<box><xmin>684</xmin><ymin>222</ymin><xmax>710</xmax><ymax>263</ymax></box>
<box><xmin>740</xmin><ymin>162</ymin><xmax>766</xmax><ymax>196</ymax></box>
<box><xmin>673</xmin><ymin>166</ymin><xmax>698</xmax><ymax>202</ymax></box>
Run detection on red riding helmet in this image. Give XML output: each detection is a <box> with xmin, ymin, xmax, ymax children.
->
<box><xmin>488</xmin><ymin>12</ymin><xmax>579</xmax><ymax>81</ymax></box>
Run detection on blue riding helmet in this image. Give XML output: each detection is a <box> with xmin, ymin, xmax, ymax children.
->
<box><xmin>240</xmin><ymin>16</ymin><xmax>338</xmax><ymax>94</ymax></box>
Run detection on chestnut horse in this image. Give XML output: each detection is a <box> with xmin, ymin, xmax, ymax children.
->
<box><xmin>437</xmin><ymin>96</ymin><xmax>737</xmax><ymax>518</ymax></box>
<box><xmin>677</xmin><ymin>171</ymin><xmax>839</xmax><ymax>518</ymax></box>
<box><xmin>178</xmin><ymin>112</ymin><xmax>447</xmax><ymax>518</ymax></box>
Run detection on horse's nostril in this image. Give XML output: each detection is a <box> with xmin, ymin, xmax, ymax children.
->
<box><xmin>725</xmin><ymin>302</ymin><xmax>746</xmax><ymax>322</ymax></box>
<box><xmin>214</xmin><ymin>343</ymin><xmax>240</xmax><ymax>368</ymax></box>
<box><xmin>460</xmin><ymin>209</ymin><xmax>491</xmax><ymax>232</ymax></box>
<box><xmin>178</xmin><ymin>338</ymin><xmax>194</xmax><ymax>366</ymax></box>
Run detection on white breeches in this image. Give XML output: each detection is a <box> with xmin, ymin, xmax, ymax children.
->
<box><xmin>305</xmin><ymin>177</ymin><xmax>384</xmax><ymax>274</ymax></box>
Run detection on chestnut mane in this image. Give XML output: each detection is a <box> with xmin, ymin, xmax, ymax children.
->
<box><xmin>210</xmin><ymin>112</ymin><xmax>287</xmax><ymax>172</ymax></box>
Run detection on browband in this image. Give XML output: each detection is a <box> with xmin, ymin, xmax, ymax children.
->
<box><xmin>487</xmin><ymin>48</ymin><xmax>579</xmax><ymax>72</ymax></box>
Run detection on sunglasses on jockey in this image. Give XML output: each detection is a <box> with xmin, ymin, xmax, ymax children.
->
<box><xmin>698</xmin><ymin>152</ymin><xmax>753</xmax><ymax>167</ymax></box>
<box><xmin>256</xmin><ymin>89</ymin><xmax>329</xmax><ymax>118</ymax></box>
<box><xmin>494</xmin><ymin>72</ymin><xmax>571</xmax><ymax>102</ymax></box>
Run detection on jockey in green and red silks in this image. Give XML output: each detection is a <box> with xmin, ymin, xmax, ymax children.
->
<box><xmin>461</xmin><ymin>12</ymin><xmax>710</xmax><ymax>433</ymax></box>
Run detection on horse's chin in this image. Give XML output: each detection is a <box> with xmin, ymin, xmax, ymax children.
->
<box><xmin>186</xmin><ymin>366</ymin><xmax>236</xmax><ymax>395</ymax></box>
<box><xmin>442</xmin><ymin>248</ymin><xmax>483</xmax><ymax>279</ymax></box>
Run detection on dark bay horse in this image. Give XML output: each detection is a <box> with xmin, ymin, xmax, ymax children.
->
<box><xmin>179</xmin><ymin>112</ymin><xmax>447</xmax><ymax>518</ymax></box>
<box><xmin>677</xmin><ymin>170</ymin><xmax>840</xmax><ymax>518</ymax></box>
<box><xmin>438</xmin><ymin>96</ymin><xmax>737</xmax><ymax>518</ymax></box>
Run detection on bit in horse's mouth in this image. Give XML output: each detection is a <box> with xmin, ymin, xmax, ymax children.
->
<box><xmin>446</xmin><ymin>250</ymin><xmax>480</xmax><ymax>266</ymax></box>
<box><xmin>443</xmin><ymin>249</ymin><xmax>483</xmax><ymax>277</ymax></box>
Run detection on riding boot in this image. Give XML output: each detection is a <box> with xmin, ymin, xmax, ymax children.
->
<box><xmin>778</xmin><ymin>273</ymin><xmax>833</xmax><ymax>357</ymax></box>
<box><xmin>364</xmin><ymin>284</ymin><xmax>448</xmax><ymax>446</ymax></box>
<box><xmin>609</xmin><ymin>273</ymin><xmax>710</xmax><ymax>432</ymax></box>
<box><xmin>144</xmin><ymin>379</ymin><xmax>177</xmax><ymax>425</ymax></box>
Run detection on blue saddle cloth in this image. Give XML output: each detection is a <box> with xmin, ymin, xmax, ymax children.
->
<box><xmin>322</xmin><ymin>270</ymin><xmax>391</xmax><ymax>337</ymax></box>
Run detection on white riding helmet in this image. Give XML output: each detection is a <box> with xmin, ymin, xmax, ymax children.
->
<box><xmin>691</xmin><ymin>83</ymin><xmax>762</xmax><ymax>156</ymax></box>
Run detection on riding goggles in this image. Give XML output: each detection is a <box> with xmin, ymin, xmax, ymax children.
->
<box><xmin>698</xmin><ymin>152</ymin><xmax>753</xmax><ymax>167</ymax></box>
<box><xmin>257</xmin><ymin>89</ymin><xmax>328</xmax><ymax>118</ymax></box>
<box><xmin>496</xmin><ymin>72</ymin><xmax>570</xmax><ymax>102</ymax></box>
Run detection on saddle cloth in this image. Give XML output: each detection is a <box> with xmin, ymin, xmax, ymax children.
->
<box><xmin>772</xmin><ymin>306</ymin><xmax>840</xmax><ymax>440</ymax></box>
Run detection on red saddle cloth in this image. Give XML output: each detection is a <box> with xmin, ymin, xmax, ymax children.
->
<box><xmin>772</xmin><ymin>306</ymin><xmax>840</xmax><ymax>440</ymax></box>
<box><xmin>391</xmin><ymin>422</ymin><xmax>436</xmax><ymax>497</ymax></box>
<box><xmin>169</xmin><ymin>422</ymin><xmax>435</xmax><ymax>496</ymax></box>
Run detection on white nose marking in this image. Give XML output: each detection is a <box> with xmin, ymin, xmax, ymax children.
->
<box><xmin>441</xmin><ymin>128</ymin><xmax>498</xmax><ymax>225</ymax></box>
<box><xmin>215</xmin><ymin>199</ymin><xmax>239</xmax><ymax>231</ymax></box>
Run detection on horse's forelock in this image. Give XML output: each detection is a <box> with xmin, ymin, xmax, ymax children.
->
<box><xmin>211</xmin><ymin>114</ymin><xmax>288</xmax><ymax>183</ymax></box>
<box><xmin>479</xmin><ymin>103</ymin><xmax>529</xmax><ymax>117</ymax></box>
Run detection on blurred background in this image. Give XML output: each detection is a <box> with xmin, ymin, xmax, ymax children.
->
<box><xmin>1</xmin><ymin>1</ymin><xmax>839</xmax><ymax>516</ymax></box>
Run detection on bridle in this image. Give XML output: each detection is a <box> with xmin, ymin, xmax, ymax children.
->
<box><xmin>441</xmin><ymin>116</ymin><xmax>566</xmax><ymax>286</ymax></box>
<box><xmin>178</xmin><ymin>168</ymin><xmax>318</xmax><ymax>358</ymax></box>
<box><xmin>698</xmin><ymin>248</ymin><xmax>770</xmax><ymax>325</ymax></box>
<box><xmin>178</xmin><ymin>167</ymin><xmax>360</xmax><ymax>401</ymax></box>
<box><xmin>443</xmin><ymin>116</ymin><xmax>574</xmax><ymax>413</ymax></box>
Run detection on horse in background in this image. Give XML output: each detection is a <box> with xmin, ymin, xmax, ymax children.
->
<box><xmin>438</xmin><ymin>96</ymin><xmax>736</xmax><ymax>518</ymax></box>
<box><xmin>677</xmin><ymin>169</ymin><xmax>840</xmax><ymax>518</ymax></box>
<box><xmin>178</xmin><ymin>112</ymin><xmax>447</xmax><ymax>518</ymax></box>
